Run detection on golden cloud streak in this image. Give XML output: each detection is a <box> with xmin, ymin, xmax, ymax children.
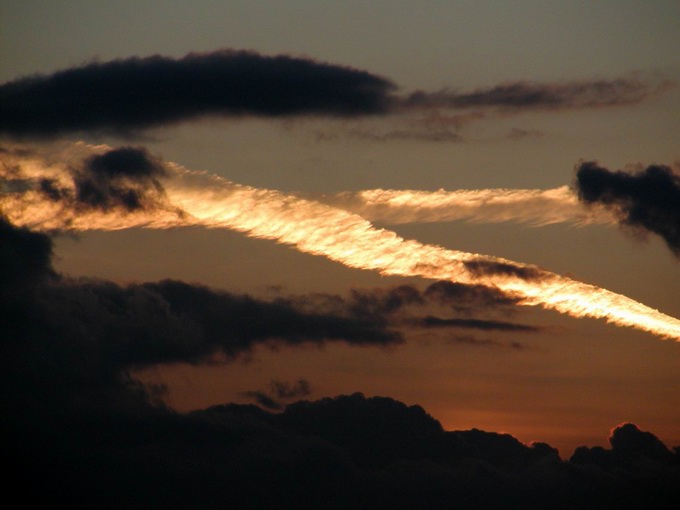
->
<box><xmin>327</xmin><ymin>186</ymin><xmax>614</xmax><ymax>226</ymax></box>
<box><xmin>2</xmin><ymin>145</ymin><xmax>679</xmax><ymax>341</ymax></box>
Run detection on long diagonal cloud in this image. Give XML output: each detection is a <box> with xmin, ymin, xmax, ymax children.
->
<box><xmin>2</xmin><ymin>144</ymin><xmax>679</xmax><ymax>340</ymax></box>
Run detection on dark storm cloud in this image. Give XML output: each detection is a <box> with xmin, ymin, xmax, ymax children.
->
<box><xmin>575</xmin><ymin>162</ymin><xmax>680</xmax><ymax>257</ymax></box>
<box><xmin>403</xmin><ymin>78</ymin><xmax>655</xmax><ymax>111</ymax></box>
<box><xmin>0</xmin><ymin>50</ymin><xmax>394</xmax><ymax>138</ymax></box>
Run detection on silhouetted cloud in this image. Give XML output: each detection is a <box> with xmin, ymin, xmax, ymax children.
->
<box><xmin>4</xmin><ymin>219</ymin><xmax>677</xmax><ymax>508</ymax></box>
<box><xmin>403</xmin><ymin>78</ymin><xmax>657</xmax><ymax>111</ymax></box>
<box><xmin>575</xmin><ymin>162</ymin><xmax>680</xmax><ymax>256</ymax></box>
<box><xmin>242</xmin><ymin>379</ymin><xmax>312</xmax><ymax>410</ymax></box>
<box><xmin>1</xmin><ymin>50</ymin><xmax>665</xmax><ymax>142</ymax></box>
<box><xmin>445</xmin><ymin>335</ymin><xmax>528</xmax><ymax>350</ymax></box>
<box><xmin>73</xmin><ymin>146</ymin><xmax>168</xmax><ymax>211</ymax></box>
<box><xmin>4</xmin><ymin>145</ymin><xmax>173</xmax><ymax>213</ymax></box>
<box><xmin>415</xmin><ymin>316</ymin><xmax>542</xmax><ymax>332</ymax></box>
<box><xmin>0</xmin><ymin>50</ymin><xmax>394</xmax><ymax>138</ymax></box>
<box><xmin>464</xmin><ymin>259</ymin><xmax>546</xmax><ymax>280</ymax></box>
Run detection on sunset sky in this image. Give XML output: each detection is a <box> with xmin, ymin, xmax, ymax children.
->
<box><xmin>2</xmin><ymin>0</ymin><xmax>679</xmax><ymax>466</ymax></box>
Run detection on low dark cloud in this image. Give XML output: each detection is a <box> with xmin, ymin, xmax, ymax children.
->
<box><xmin>0</xmin><ymin>50</ymin><xmax>394</xmax><ymax>138</ymax></box>
<box><xmin>2</xmin><ymin>219</ymin><xmax>678</xmax><ymax>508</ymax></box>
<box><xmin>403</xmin><ymin>78</ymin><xmax>656</xmax><ymax>111</ymax></box>
<box><xmin>575</xmin><ymin>162</ymin><xmax>680</xmax><ymax>257</ymax></box>
<box><xmin>0</xmin><ymin>216</ymin><xmax>400</xmax><ymax>415</ymax></box>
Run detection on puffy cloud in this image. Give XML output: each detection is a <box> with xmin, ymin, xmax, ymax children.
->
<box><xmin>575</xmin><ymin>162</ymin><xmax>680</xmax><ymax>257</ymax></box>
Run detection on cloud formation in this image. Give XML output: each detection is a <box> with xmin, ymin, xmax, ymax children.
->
<box><xmin>0</xmin><ymin>49</ymin><xmax>664</xmax><ymax>140</ymax></box>
<box><xmin>0</xmin><ymin>50</ymin><xmax>394</xmax><ymax>137</ymax></box>
<box><xmin>2</xmin><ymin>218</ymin><xmax>678</xmax><ymax>508</ymax></box>
<box><xmin>4</xmin><ymin>143</ymin><xmax>679</xmax><ymax>340</ymax></box>
<box><xmin>575</xmin><ymin>162</ymin><xmax>680</xmax><ymax>257</ymax></box>
<box><xmin>35</xmin><ymin>146</ymin><xmax>172</xmax><ymax>212</ymax></box>
<box><xmin>403</xmin><ymin>78</ymin><xmax>657</xmax><ymax>111</ymax></box>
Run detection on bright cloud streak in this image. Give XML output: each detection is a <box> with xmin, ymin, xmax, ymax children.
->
<box><xmin>2</xmin><ymin>145</ymin><xmax>679</xmax><ymax>341</ymax></box>
<box><xmin>327</xmin><ymin>186</ymin><xmax>615</xmax><ymax>226</ymax></box>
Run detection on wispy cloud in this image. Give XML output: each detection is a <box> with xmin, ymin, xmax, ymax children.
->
<box><xmin>401</xmin><ymin>78</ymin><xmax>664</xmax><ymax>111</ymax></box>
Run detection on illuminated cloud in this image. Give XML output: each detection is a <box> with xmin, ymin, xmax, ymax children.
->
<box><xmin>3</xmin><ymin>144</ymin><xmax>680</xmax><ymax>340</ymax></box>
<box><xmin>576</xmin><ymin>162</ymin><xmax>680</xmax><ymax>257</ymax></box>
<box><xmin>328</xmin><ymin>185</ymin><xmax>613</xmax><ymax>226</ymax></box>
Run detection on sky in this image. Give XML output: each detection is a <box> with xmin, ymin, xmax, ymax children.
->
<box><xmin>1</xmin><ymin>1</ymin><xmax>680</xmax><ymax>506</ymax></box>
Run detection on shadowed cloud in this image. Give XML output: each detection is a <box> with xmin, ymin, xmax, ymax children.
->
<box><xmin>0</xmin><ymin>50</ymin><xmax>394</xmax><ymax>138</ymax></box>
<box><xmin>575</xmin><ymin>162</ymin><xmax>680</xmax><ymax>257</ymax></box>
<box><xmin>2</xmin><ymin>218</ymin><xmax>679</xmax><ymax>508</ymax></box>
<box><xmin>403</xmin><ymin>78</ymin><xmax>658</xmax><ymax>111</ymax></box>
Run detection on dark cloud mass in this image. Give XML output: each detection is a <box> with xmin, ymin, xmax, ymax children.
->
<box><xmin>0</xmin><ymin>50</ymin><xmax>394</xmax><ymax>137</ymax></box>
<box><xmin>1</xmin><ymin>218</ymin><xmax>679</xmax><ymax>508</ymax></box>
<box><xmin>74</xmin><ymin>146</ymin><xmax>168</xmax><ymax>211</ymax></box>
<box><xmin>575</xmin><ymin>162</ymin><xmax>680</xmax><ymax>257</ymax></box>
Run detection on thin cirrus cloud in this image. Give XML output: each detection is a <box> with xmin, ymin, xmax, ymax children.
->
<box><xmin>0</xmin><ymin>49</ymin><xmax>667</xmax><ymax>139</ymax></box>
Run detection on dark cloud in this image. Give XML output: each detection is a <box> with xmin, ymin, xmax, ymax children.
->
<box><xmin>0</xmin><ymin>217</ymin><xmax>401</xmax><ymax>423</ymax></box>
<box><xmin>446</xmin><ymin>335</ymin><xmax>528</xmax><ymax>350</ymax></box>
<box><xmin>242</xmin><ymin>379</ymin><xmax>312</xmax><ymax>410</ymax></box>
<box><xmin>403</xmin><ymin>78</ymin><xmax>655</xmax><ymax>111</ymax></box>
<box><xmin>73</xmin><ymin>146</ymin><xmax>168</xmax><ymax>211</ymax></box>
<box><xmin>5</xmin><ymin>219</ymin><xmax>677</xmax><ymax>508</ymax></box>
<box><xmin>575</xmin><ymin>162</ymin><xmax>680</xmax><ymax>257</ymax></box>
<box><xmin>414</xmin><ymin>315</ymin><xmax>542</xmax><ymax>332</ymax></box>
<box><xmin>423</xmin><ymin>281</ymin><xmax>523</xmax><ymax>311</ymax></box>
<box><xmin>0</xmin><ymin>50</ymin><xmax>394</xmax><ymax>138</ymax></box>
<box><xmin>5</xmin><ymin>145</ymin><xmax>174</xmax><ymax>213</ymax></box>
<box><xmin>464</xmin><ymin>259</ymin><xmax>546</xmax><ymax>280</ymax></box>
